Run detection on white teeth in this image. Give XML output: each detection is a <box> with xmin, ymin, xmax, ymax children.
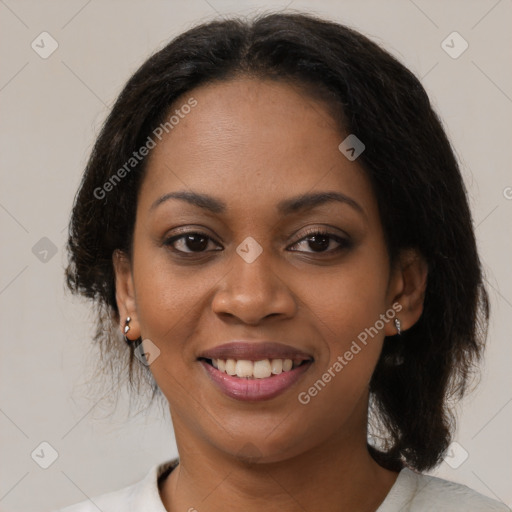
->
<box><xmin>211</xmin><ymin>357</ymin><xmax>302</xmax><ymax>378</ymax></box>
<box><xmin>270</xmin><ymin>359</ymin><xmax>283</xmax><ymax>375</ymax></box>
<box><xmin>225</xmin><ymin>359</ymin><xmax>237</xmax><ymax>375</ymax></box>
<box><xmin>253</xmin><ymin>359</ymin><xmax>272</xmax><ymax>379</ymax></box>
<box><xmin>235</xmin><ymin>360</ymin><xmax>253</xmax><ymax>378</ymax></box>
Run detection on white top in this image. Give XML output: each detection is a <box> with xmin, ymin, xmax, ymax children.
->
<box><xmin>54</xmin><ymin>459</ymin><xmax>510</xmax><ymax>511</ymax></box>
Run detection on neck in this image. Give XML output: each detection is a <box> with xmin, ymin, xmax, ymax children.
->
<box><xmin>160</xmin><ymin>420</ymin><xmax>399</xmax><ymax>512</ymax></box>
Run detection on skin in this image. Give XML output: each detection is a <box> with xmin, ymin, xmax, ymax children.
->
<box><xmin>113</xmin><ymin>77</ymin><xmax>428</xmax><ymax>512</ymax></box>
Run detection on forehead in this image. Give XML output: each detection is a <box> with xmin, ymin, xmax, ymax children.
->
<box><xmin>137</xmin><ymin>77</ymin><xmax>377</xmax><ymax>222</ymax></box>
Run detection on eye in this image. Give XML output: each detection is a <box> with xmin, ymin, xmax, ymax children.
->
<box><xmin>163</xmin><ymin>231</ymin><xmax>222</xmax><ymax>254</ymax></box>
<box><xmin>289</xmin><ymin>228</ymin><xmax>351</xmax><ymax>254</ymax></box>
<box><xmin>163</xmin><ymin>228</ymin><xmax>351</xmax><ymax>256</ymax></box>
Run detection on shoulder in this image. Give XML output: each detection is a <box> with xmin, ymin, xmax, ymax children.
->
<box><xmin>51</xmin><ymin>459</ymin><xmax>178</xmax><ymax>512</ymax></box>
<box><xmin>381</xmin><ymin>467</ymin><xmax>510</xmax><ymax>512</ymax></box>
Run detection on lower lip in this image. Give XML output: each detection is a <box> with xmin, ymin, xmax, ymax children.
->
<box><xmin>200</xmin><ymin>360</ymin><xmax>312</xmax><ymax>401</ymax></box>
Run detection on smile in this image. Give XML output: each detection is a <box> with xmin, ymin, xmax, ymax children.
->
<box><xmin>197</xmin><ymin>341</ymin><xmax>314</xmax><ymax>401</ymax></box>
<box><xmin>202</xmin><ymin>357</ymin><xmax>308</xmax><ymax>379</ymax></box>
<box><xmin>197</xmin><ymin>340</ymin><xmax>314</xmax><ymax>401</ymax></box>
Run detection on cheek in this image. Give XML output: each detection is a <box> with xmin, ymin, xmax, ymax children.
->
<box><xmin>130</xmin><ymin>249</ymin><xmax>209</xmax><ymax>405</ymax></box>
<box><xmin>295</xmin><ymin>268</ymin><xmax>389</xmax><ymax>429</ymax></box>
<box><xmin>130</xmin><ymin>239</ymin><xmax>201</xmax><ymax>354</ymax></box>
<box><xmin>299</xmin><ymin>247</ymin><xmax>391</xmax><ymax>406</ymax></box>
<box><xmin>305</xmin><ymin>247</ymin><xmax>390</xmax><ymax>339</ymax></box>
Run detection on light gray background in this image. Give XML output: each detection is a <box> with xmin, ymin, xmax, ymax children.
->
<box><xmin>1</xmin><ymin>1</ymin><xmax>511</xmax><ymax>511</ymax></box>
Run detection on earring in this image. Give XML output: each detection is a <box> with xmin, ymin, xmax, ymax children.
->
<box><xmin>394</xmin><ymin>318</ymin><xmax>401</xmax><ymax>336</ymax></box>
<box><xmin>124</xmin><ymin>316</ymin><xmax>132</xmax><ymax>345</ymax></box>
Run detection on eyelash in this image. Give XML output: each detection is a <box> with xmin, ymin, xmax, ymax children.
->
<box><xmin>163</xmin><ymin>227</ymin><xmax>351</xmax><ymax>257</ymax></box>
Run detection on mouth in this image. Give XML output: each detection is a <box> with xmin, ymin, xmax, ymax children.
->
<box><xmin>198</xmin><ymin>341</ymin><xmax>314</xmax><ymax>401</ymax></box>
<box><xmin>198</xmin><ymin>356</ymin><xmax>310</xmax><ymax>379</ymax></box>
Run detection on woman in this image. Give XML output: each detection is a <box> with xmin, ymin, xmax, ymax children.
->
<box><xmin>58</xmin><ymin>12</ymin><xmax>509</xmax><ymax>512</ymax></box>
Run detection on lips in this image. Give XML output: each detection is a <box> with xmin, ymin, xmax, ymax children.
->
<box><xmin>198</xmin><ymin>341</ymin><xmax>314</xmax><ymax>401</ymax></box>
<box><xmin>199</xmin><ymin>341</ymin><xmax>313</xmax><ymax>362</ymax></box>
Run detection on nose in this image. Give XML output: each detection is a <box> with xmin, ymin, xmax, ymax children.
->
<box><xmin>211</xmin><ymin>246</ymin><xmax>297</xmax><ymax>325</ymax></box>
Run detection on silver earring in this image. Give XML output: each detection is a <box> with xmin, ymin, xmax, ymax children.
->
<box><xmin>124</xmin><ymin>317</ymin><xmax>132</xmax><ymax>344</ymax></box>
<box><xmin>394</xmin><ymin>318</ymin><xmax>401</xmax><ymax>336</ymax></box>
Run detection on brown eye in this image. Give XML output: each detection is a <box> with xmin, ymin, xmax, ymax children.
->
<box><xmin>306</xmin><ymin>233</ymin><xmax>330</xmax><ymax>252</ymax></box>
<box><xmin>164</xmin><ymin>232</ymin><xmax>221</xmax><ymax>254</ymax></box>
<box><xmin>289</xmin><ymin>229</ymin><xmax>351</xmax><ymax>254</ymax></box>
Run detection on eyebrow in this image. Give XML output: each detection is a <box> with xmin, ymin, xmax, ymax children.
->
<box><xmin>150</xmin><ymin>190</ymin><xmax>365</xmax><ymax>217</ymax></box>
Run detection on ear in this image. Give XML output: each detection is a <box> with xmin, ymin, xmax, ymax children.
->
<box><xmin>384</xmin><ymin>248</ymin><xmax>428</xmax><ymax>336</ymax></box>
<box><xmin>112</xmin><ymin>249</ymin><xmax>140</xmax><ymax>341</ymax></box>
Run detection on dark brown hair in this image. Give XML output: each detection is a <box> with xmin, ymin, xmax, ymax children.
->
<box><xmin>65</xmin><ymin>12</ymin><xmax>489</xmax><ymax>472</ymax></box>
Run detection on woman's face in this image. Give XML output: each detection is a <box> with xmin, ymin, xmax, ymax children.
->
<box><xmin>115</xmin><ymin>77</ymin><xmax>405</xmax><ymax>462</ymax></box>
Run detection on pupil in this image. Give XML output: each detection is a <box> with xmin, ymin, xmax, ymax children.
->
<box><xmin>187</xmin><ymin>234</ymin><xmax>208</xmax><ymax>251</ymax></box>
<box><xmin>309</xmin><ymin>235</ymin><xmax>329</xmax><ymax>252</ymax></box>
